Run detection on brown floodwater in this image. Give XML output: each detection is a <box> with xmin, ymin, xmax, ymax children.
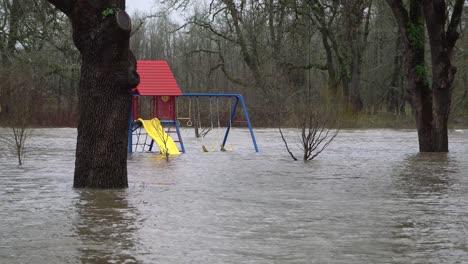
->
<box><xmin>0</xmin><ymin>128</ymin><xmax>467</xmax><ymax>263</ymax></box>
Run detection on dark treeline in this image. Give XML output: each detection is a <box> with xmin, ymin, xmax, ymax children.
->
<box><xmin>0</xmin><ymin>0</ymin><xmax>467</xmax><ymax>127</ymax></box>
<box><xmin>0</xmin><ymin>0</ymin><xmax>78</xmax><ymax>126</ymax></box>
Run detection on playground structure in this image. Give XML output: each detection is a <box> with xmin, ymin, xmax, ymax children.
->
<box><xmin>129</xmin><ymin>60</ymin><xmax>259</xmax><ymax>154</ymax></box>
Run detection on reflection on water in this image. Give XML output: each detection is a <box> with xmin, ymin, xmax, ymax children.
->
<box><xmin>396</xmin><ymin>153</ymin><xmax>456</xmax><ymax>195</ymax></box>
<box><xmin>0</xmin><ymin>128</ymin><xmax>468</xmax><ymax>263</ymax></box>
<box><xmin>75</xmin><ymin>190</ymin><xmax>139</xmax><ymax>264</ymax></box>
<box><xmin>390</xmin><ymin>153</ymin><xmax>467</xmax><ymax>263</ymax></box>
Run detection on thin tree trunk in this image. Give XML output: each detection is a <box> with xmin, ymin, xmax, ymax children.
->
<box><xmin>320</xmin><ymin>30</ymin><xmax>338</xmax><ymax>94</ymax></box>
<box><xmin>1</xmin><ymin>0</ymin><xmax>22</xmax><ymax>116</ymax></box>
<box><xmin>5</xmin><ymin>0</ymin><xmax>21</xmax><ymax>60</ymax></box>
<box><xmin>387</xmin><ymin>33</ymin><xmax>402</xmax><ymax>113</ymax></box>
<box><xmin>349</xmin><ymin>47</ymin><xmax>364</xmax><ymax>112</ymax></box>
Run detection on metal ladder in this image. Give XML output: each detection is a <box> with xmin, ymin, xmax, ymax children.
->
<box><xmin>159</xmin><ymin>120</ymin><xmax>186</xmax><ymax>153</ymax></box>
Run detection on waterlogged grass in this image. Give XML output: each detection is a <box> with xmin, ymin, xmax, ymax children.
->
<box><xmin>339</xmin><ymin>113</ymin><xmax>468</xmax><ymax>129</ymax></box>
<box><xmin>339</xmin><ymin>113</ymin><xmax>415</xmax><ymax>129</ymax></box>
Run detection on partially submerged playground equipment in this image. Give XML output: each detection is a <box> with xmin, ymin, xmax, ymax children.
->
<box><xmin>129</xmin><ymin>60</ymin><xmax>259</xmax><ymax>154</ymax></box>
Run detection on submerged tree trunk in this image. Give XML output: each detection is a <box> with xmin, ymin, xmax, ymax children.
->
<box><xmin>47</xmin><ymin>0</ymin><xmax>140</xmax><ymax>188</ymax></box>
<box><xmin>386</xmin><ymin>0</ymin><xmax>433</xmax><ymax>151</ymax></box>
<box><xmin>423</xmin><ymin>0</ymin><xmax>463</xmax><ymax>152</ymax></box>
<box><xmin>386</xmin><ymin>0</ymin><xmax>464</xmax><ymax>152</ymax></box>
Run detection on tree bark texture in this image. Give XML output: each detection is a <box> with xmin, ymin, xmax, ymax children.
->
<box><xmin>386</xmin><ymin>0</ymin><xmax>434</xmax><ymax>151</ymax></box>
<box><xmin>345</xmin><ymin>0</ymin><xmax>372</xmax><ymax>113</ymax></box>
<box><xmin>47</xmin><ymin>0</ymin><xmax>140</xmax><ymax>188</ymax></box>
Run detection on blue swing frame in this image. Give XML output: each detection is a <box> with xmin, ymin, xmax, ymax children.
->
<box><xmin>182</xmin><ymin>93</ymin><xmax>259</xmax><ymax>153</ymax></box>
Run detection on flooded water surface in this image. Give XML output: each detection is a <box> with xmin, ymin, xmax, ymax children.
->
<box><xmin>1</xmin><ymin>128</ymin><xmax>467</xmax><ymax>263</ymax></box>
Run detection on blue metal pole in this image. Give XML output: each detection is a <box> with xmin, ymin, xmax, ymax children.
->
<box><xmin>128</xmin><ymin>112</ymin><xmax>133</xmax><ymax>154</ymax></box>
<box><xmin>148</xmin><ymin>139</ymin><xmax>154</xmax><ymax>152</ymax></box>
<box><xmin>174</xmin><ymin>120</ymin><xmax>186</xmax><ymax>153</ymax></box>
<box><xmin>182</xmin><ymin>93</ymin><xmax>259</xmax><ymax>153</ymax></box>
<box><xmin>239</xmin><ymin>95</ymin><xmax>259</xmax><ymax>152</ymax></box>
<box><xmin>222</xmin><ymin>96</ymin><xmax>239</xmax><ymax>148</ymax></box>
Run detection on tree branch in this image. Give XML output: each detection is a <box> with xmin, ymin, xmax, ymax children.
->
<box><xmin>46</xmin><ymin>0</ymin><xmax>73</xmax><ymax>16</ymax></box>
<box><xmin>385</xmin><ymin>0</ymin><xmax>410</xmax><ymax>37</ymax></box>
<box><xmin>362</xmin><ymin>0</ymin><xmax>373</xmax><ymax>48</ymax></box>
<box><xmin>279</xmin><ymin>127</ymin><xmax>298</xmax><ymax>161</ymax></box>
<box><xmin>446</xmin><ymin>0</ymin><xmax>465</xmax><ymax>53</ymax></box>
<box><xmin>282</xmin><ymin>61</ymin><xmax>328</xmax><ymax>72</ymax></box>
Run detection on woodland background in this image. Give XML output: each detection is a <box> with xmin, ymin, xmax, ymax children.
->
<box><xmin>0</xmin><ymin>0</ymin><xmax>467</xmax><ymax>128</ymax></box>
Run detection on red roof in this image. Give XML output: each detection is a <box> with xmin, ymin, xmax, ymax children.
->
<box><xmin>134</xmin><ymin>60</ymin><xmax>182</xmax><ymax>96</ymax></box>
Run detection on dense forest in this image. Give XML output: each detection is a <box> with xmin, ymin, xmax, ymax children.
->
<box><xmin>0</xmin><ymin>0</ymin><xmax>467</xmax><ymax>128</ymax></box>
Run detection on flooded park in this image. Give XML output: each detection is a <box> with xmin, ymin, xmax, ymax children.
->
<box><xmin>1</xmin><ymin>0</ymin><xmax>468</xmax><ymax>262</ymax></box>
<box><xmin>1</xmin><ymin>128</ymin><xmax>467</xmax><ymax>263</ymax></box>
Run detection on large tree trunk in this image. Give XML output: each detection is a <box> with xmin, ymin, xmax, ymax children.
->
<box><xmin>422</xmin><ymin>0</ymin><xmax>463</xmax><ymax>152</ymax></box>
<box><xmin>387</xmin><ymin>0</ymin><xmax>434</xmax><ymax>151</ymax></box>
<box><xmin>47</xmin><ymin>0</ymin><xmax>140</xmax><ymax>188</ymax></box>
<box><xmin>386</xmin><ymin>0</ymin><xmax>464</xmax><ymax>152</ymax></box>
<box><xmin>408</xmin><ymin>0</ymin><xmax>433</xmax><ymax>152</ymax></box>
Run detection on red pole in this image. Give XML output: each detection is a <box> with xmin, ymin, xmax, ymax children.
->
<box><xmin>132</xmin><ymin>96</ymin><xmax>139</xmax><ymax>120</ymax></box>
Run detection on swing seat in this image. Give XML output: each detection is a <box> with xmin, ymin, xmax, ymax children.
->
<box><xmin>177</xmin><ymin>117</ymin><xmax>193</xmax><ymax>127</ymax></box>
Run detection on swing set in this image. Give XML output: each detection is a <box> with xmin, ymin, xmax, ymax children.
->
<box><xmin>181</xmin><ymin>93</ymin><xmax>259</xmax><ymax>152</ymax></box>
<box><xmin>128</xmin><ymin>60</ymin><xmax>259</xmax><ymax>154</ymax></box>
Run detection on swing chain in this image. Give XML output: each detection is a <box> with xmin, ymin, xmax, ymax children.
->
<box><xmin>177</xmin><ymin>98</ymin><xmax>193</xmax><ymax>127</ymax></box>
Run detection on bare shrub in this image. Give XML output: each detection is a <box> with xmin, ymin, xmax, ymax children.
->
<box><xmin>279</xmin><ymin>92</ymin><xmax>339</xmax><ymax>161</ymax></box>
<box><xmin>0</xmin><ymin>65</ymin><xmax>34</xmax><ymax>165</ymax></box>
<box><xmin>0</xmin><ymin>127</ymin><xmax>33</xmax><ymax>165</ymax></box>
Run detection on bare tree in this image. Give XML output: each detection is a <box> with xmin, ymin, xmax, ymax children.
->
<box><xmin>279</xmin><ymin>93</ymin><xmax>339</xmax><ymax>161</ymax></box>
<box><xmin>0</xmin><ymin>126</ymin><xmax>33</xmax><ymax>165</ymax></box>
<box><xmin>0</xmin><ymin>68</ymin><xmax>34</xmax><ymax>165</ymax></box>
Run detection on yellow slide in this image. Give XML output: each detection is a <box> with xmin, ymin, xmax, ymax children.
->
<box><xmin>137</xmin><ymin>118</ymin><xmax>181</xmax><ymax>155</ymax></box>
